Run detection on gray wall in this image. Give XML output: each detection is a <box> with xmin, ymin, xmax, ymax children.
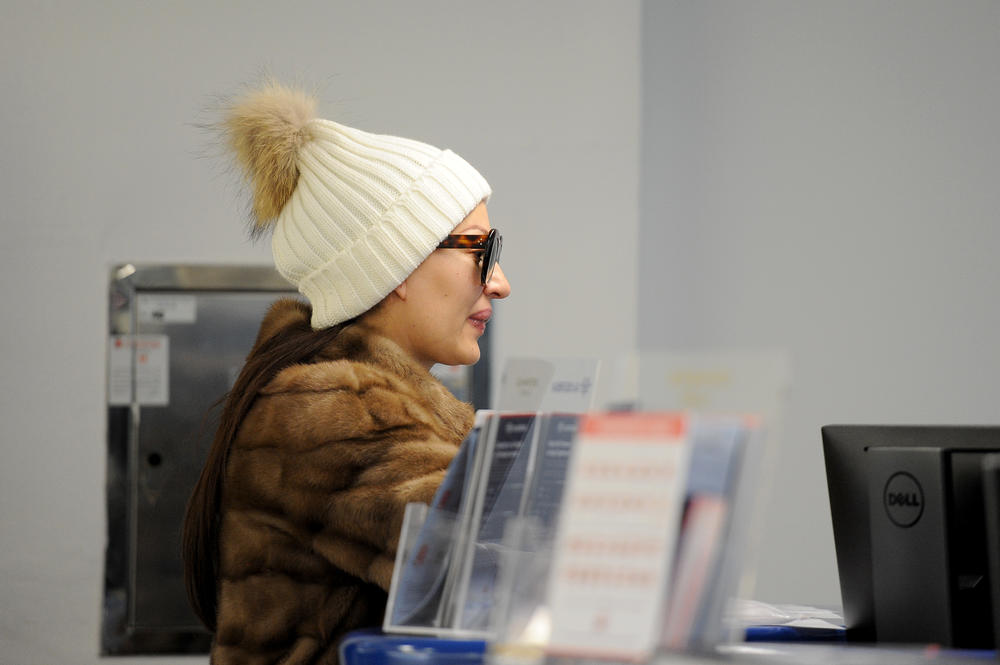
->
<box><xmin>641</xmin><ymin>0</ymin><xmax>1000</xmax><ymax>606</ymax></box>
<box><xmin>0</xmin><ymin>3</ymin><xmax>638</xmax><ymax>662</ymax></box>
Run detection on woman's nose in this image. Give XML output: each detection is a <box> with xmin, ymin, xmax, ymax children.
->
<box><xmin>485</xmin><ymin>263</ymin><xmax>511</xmax><ymax>299</ymax></box>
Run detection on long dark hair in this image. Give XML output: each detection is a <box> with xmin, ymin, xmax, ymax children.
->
<box><xmin>181</xmin><ymin>301</ymin><xmax>352</xmax><ymax>631</ymax></box>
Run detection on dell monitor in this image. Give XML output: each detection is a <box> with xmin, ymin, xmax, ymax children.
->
<box><xmin>822</xmin><ymin>424</ymin><xmax>1000</xmax><ymax>648</ymax></box>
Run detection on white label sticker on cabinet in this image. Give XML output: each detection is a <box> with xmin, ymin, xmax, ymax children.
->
<box><xmin>137</xmin><ymin>294</ymin><xmax>197</xmax><ymax>324</ymax></box>
<box><xmin>108</xmin><ymin>335</ymin><xmax>170</xmax><ymax>406</ymax></box>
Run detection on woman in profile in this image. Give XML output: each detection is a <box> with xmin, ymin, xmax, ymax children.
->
<box><xmin>182</xmin><ymin>79</ymin><xmax>510</xmax><ymax>664</ymax></box>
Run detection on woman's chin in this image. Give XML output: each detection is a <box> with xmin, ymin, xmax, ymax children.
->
<box><xmin>431</xmin><ymin>343</ymin><xmax>481</xmax><ymax>369</ymax></box>
<box><xmin>459</xmin><ymin>347</ymin><xmax>481</xmax><ymax>366</ymax></box>
<box><xmin>455</xmin><ymin>341</ymin><xmax>482</xmax><ymax>367</ymax></box>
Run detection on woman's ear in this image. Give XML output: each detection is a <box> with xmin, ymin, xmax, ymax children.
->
<box><xmin>393</xmin><ymin>280</ymin><xmax>408</xmax><ymax>301</ymax></box>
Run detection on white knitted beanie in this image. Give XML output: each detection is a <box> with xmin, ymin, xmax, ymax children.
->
<box><xmin>224</xmin><ymin>81</ymin><xmax>491</xmax><ymax>329</ymax></box>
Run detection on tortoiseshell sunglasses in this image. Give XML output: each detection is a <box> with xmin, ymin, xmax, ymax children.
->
<box><xmin>436</xmin><ymin>228</ymin><xmax>502</xmax><ymax>286</ymax></box>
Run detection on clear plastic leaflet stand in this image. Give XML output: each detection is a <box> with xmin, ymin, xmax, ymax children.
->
<box><xmin>383</xmin><ymin>413</ymin><xmax>583</xmax><ymax>640</ymax></box>
<box><xmin>479</xmin><ymin>351</ymin><xmax>789</xmax><ymax>663</ymax></box>
<box><xmin>383</xmin><ymin>357</ymin><xmax>599</xmax><ymax>639</ymax></box>
<box><xmin>485</xmin><ymin>414</ymin><xmax>769</xmax><ymax>664</ymax></box>
<box><xmin>384</xmin><ymin>349</ymin><xmax>785</xmax><ymax>655</ymax></box>
<box><xmin>383</xmin><ymin>409</ymin><xmax>495</xmax><ymax>639</ymax></box>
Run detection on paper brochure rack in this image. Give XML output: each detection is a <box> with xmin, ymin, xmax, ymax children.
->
<box><xmin>383</xmin><ymin>409</ymin><xmax>770</xmax><ymax>663</ymax></box>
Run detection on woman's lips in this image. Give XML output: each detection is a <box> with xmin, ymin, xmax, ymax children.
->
<box><xmin>468</xmin><ymin>309</ymin><xmax>492</xmax><ymax>332</ymax></box>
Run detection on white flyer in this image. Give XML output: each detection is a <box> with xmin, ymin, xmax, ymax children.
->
<box><xmin>544</xmin><ymin>412</ymin><xmax>690</xmax><ymax>662</ymax></box>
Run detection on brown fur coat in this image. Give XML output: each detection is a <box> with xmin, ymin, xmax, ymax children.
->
<box><xmin>212</xmin><ymin>300</ymin><xmax>474</xmax><ymax>664</ymax></box>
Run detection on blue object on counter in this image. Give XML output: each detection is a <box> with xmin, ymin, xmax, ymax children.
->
<box><xmin>339</xmin><ymin>629</ymin><xmax>487</xmax><ymax>665</ymax></box>
<box><xmin>745</xmin><ymin>624</ymin><xmax>846</xmax><ymax>642</ymax></box>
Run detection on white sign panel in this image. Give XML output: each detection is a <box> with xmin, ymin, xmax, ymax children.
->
<box><xmin>498</xmin><ymin>357</ymin><xmax>600</xmax><ymax>413</ymax></box>
<box><xmin>137</xmin><ymin>294</ymin><xmax>197</xmax><ymax>324</ymax></box>
<box><xmin>637</xmin><ymin>350</ymin><xmax>790</xmax><ymax>418</ymax></box>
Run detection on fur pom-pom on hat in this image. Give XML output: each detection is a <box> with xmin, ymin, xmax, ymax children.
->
<box><xmin>218</xmin><ymin>78</ymin><xmax>491</xmax><ymax>329</ymax></box>
<box><xmin>224</xmin><ymin>80</ymin><xmax>316</xmax><ymax>235</ymax></box>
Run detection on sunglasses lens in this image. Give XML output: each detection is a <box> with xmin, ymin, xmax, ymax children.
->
<box><xmin>482</xmin><ymin>231</ymin><xmax>501</xmax><ymax>284</ymax></box>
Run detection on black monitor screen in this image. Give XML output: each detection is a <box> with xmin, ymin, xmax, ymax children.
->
<box><xmin>822</xmin><ymin>424</ymin><xmax>1000</xmax><ymax>647</ymax></box>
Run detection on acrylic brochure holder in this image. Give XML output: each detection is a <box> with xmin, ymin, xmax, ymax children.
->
<box><xmin>383</xmin><ymin>352</ymin><xmax>781</xmax><ymax>661</ymax></box>
<box><xmin>383</xmin><ymin>412</ymin><xmax>769</xmax><ymax>658</ymax></box>
<box><xmin>487</xmin><ymin>413</ymin><xmax>769</xmax><ymax>662</ymax></box>
<box><xmin>384</xmin><ymin>409</ymin><xmax>579</xmax><ymax>639</ymax></box>
<box><xmin>384</xmin><ymin>357</ymin><xmax>599</xmax><ymax>638</ymax></box>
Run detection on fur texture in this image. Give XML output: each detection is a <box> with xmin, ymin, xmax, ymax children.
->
<box><xmin>225</xmin><ymin>80</ymin><xmax>316</xmax><ymax>234</ymax></box>
<box><xmin>212</xmin><ymin>299</ymin><xmax>474</xmax><ymax>664</ymax></box>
